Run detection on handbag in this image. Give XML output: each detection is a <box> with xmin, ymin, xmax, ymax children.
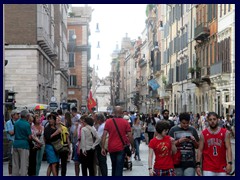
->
<box><xmin>172</xmin><ymin>149</ymin><xmax>181</xmax><ymax>165</ymax></box>
<box><xmin>61</xmin><ymin>144</ymin><xmax>69</xmax><ymax>153</ymax></box>
<box><xmin>51</xmin><ymin>139</ymin><xmax>63</xmax><ymax>153</ymax></box>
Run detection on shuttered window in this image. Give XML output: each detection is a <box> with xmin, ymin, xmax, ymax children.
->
<box><xmin>68</xmin><ymin>75</ymin><xmax>77</xmax><ymax>87</ymax></box>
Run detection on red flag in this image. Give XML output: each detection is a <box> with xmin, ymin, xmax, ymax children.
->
<box><xmin>87</xmin><ymin>90</ymin><xmax>97</xmax><ymax>111</ymax></box>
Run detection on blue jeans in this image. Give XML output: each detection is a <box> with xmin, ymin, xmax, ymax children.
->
<box><xmin>175</xmin><ymin>167</ymin><xmax>195</xmax><ymax>176</ymax></box>
<box><xmin>109</xmin><ymin>150</ymin><xmax>125</xmax><ymax>176</ymax></box>
<box><xmin>36</xmin><ymin>145</ymin><xmax>45</xmax><ymax>176</ymax></box>
<box><xmin>134</xmin><ymin>138</ymin><xmax>141</xmax><ymax>160</ymax></box>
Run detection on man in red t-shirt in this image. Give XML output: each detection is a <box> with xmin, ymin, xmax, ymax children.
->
<box><xmin>196</xmin><ymin>112</ymin><xmax>232</xmax><ymax>176</ymax></box>
<box><xmin>101</xmin><ymin>106</ymin><xmax>134</xmax><ymax>176</ymax></box>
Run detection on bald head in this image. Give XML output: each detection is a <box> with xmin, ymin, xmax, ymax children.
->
<box><xmin>113</xmin><ymin>106</ymin><xmax>123</xmax><ymax>117</ymax></box>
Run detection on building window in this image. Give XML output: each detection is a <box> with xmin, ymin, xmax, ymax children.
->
<box><xmin>68</xmin><ymin>75</ymin><xmax>77</xmax><ymax>87</ymax></box>
<box><xmin>68</xmin><ymin>29</ymin><xmax>75</xmax><ymax>43</ymax></box>
<box><xmin>69</xmin><ymin>53</ymin><xmax>75</xmax><ymax>67</ymax></box>
<box><xmin>220</xmin><ymin>4</ymin><xmax>222</xmax><ymax>17</ymax></box>
<box><xmin>224</xmin><ymin>4</ymin><xmax>226</xmax><ymax>15</ymax></box>
<box><xmin>39</xmin><ymin>54</ymin><xmax>42</xmax><ymax>75</ymax></box>
<box><xmin>225</xmin><ymin>95</ymin><xmax>229</xmax><ymax>102</ymax></box>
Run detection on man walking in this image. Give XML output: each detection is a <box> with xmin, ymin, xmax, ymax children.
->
<box><xmin>196</xmin><ymin>112</ymin><xmax>232</xmax><ymax>176</ymax></box>
<box><xmin>5</xmin><ymin>109</ymin><xmax>20</xmax><ymax>176</ymax></box>
<box><xmin>12</xmin><ymin>110</ymin><xmax>32</xmax><ymax>176</ymax></box>
<box><xmin>161</xmin><ymin>109</ymin><xmax>175</xmax><ymax>131</ymax></box>
<box><xmin>95</xmin><ymin>113</ymin><xmax>108</xmax><ymax>176</ymax></box>
<box><xmin>101</xmin><ymin>106</ymin><xmax>134</xmax><ymax>176</ymax></box>
<box><xmin>168</xmin><ymin>112</ymin><xmax>199</xmax><ymax>176</ymax></box>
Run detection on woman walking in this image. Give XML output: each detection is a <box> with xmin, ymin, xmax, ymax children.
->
<box><xmin>146</xmin><ymin>114</ymin><xmax>156</xmax><ymax>143</ymax></box>
<box><xmin>80</xmin><ymin>117</ymin><xmax>100</xmax><ymax>176</ymax></box>
<box><xmin>132</xmin><ymin>116</ymin><xmax>142</xmax><ymax>161</ymax></box>
<box><xmin>44</xmin><ymin>114</ymin><xmax>62</xmax><ymax>176</ymax></box>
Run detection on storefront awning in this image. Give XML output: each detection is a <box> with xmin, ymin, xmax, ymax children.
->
<box><xmin>222</xmin><ymin>101</ymin><xmax>235</xmax><ymax>108</ymax></box>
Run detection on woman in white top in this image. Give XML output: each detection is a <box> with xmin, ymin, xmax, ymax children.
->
<box><xmin>80</xmin><ymin>117</ymin><xmax>100</xmax><ymax>176</ymax></box>
<box><xmin>132</xmin><ymin>116</ymin><xmax>142</xmax><ymax>161</ymax></box>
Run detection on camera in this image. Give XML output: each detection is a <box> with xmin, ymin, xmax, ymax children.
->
<box><xmin>186</xmin><ymin>136</ymin><xmax>191</xmax><ymax>139</ymax></box>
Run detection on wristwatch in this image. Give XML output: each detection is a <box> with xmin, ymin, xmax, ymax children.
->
<box><xmin>228</xmin><ymin>161</ymin><xmax>233</xmax><ymax>165</ymax></box>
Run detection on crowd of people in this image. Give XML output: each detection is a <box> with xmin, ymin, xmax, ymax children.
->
<box><xmin>4</xmin><ymin>106</ymin><xmax>235</xmax><ymax>176</ymax></box>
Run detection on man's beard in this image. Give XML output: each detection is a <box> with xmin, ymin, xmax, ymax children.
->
<box><xmin>210</xmin><ymin>123</ymin><xmax>218</xmax><ymax>130</ymax></box>
<box><xmin>164</xmin><ymin>116</ymin><xmax>169</xmax><ymax>120</ymax></box>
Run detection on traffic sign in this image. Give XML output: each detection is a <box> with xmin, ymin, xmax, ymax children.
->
<box><xmin>49</xmin><ymin>102</ymin><xmax>58</xmax><ymax>109</ymax></box>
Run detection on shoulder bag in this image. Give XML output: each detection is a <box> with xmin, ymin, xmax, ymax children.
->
<box><xmin>112</xmin><ymin>118</ymin><xmax>129</xmax><ymax>153</ymax></box>
<box><xmin>51</xmin><ymin>138</ymin><xmax>63</xmax><ymax>153</ymax></box>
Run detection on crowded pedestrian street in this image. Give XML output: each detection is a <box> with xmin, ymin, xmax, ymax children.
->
<box><xmin>3</xmin><ymin>140</ymin><xmax>150</xmax><ymax>176</ymax></box>
<box><xmin>3</xmin><ymin>4</ymin><xmax>235</xmax><ymax>177</ymax></box>
<box><xmin>3</xmin><ymin>130</ymin><xmax>235</xmax><ymax>176</ymax></box>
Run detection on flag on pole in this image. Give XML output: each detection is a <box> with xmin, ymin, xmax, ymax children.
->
<box><xmin>148</xmin><ymin>79</ymin><xmax>160</xmax><ymax>91</ymax></box>
<box><xmin>87</xmin><ymin>90</ymin><xmax>97</xmax><ymax>112</ymax></box>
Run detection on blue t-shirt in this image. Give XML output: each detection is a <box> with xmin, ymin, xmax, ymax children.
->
<box><xmin>5</xmin><ymin>119</ymin><xmax>15</xmax><ymax>141</ymax></box>
<box><xmin>13</xmin><ymin>119</ymin><xmax>32</xmax><ymax>150</ymax></box>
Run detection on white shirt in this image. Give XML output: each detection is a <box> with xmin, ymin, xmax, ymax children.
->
<box><xmin>97</xmin><ymin>122</ymin><xmax>105</xmax><ymax>138</ymax></box>
<box><xmin>80</xmin><ymin>125</ymin><xmax>101</xmax><ymax>152</ymax></box>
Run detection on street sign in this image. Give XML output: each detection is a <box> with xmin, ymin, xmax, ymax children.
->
<box><xmin>49</xmin><ymin>102</ymin><xmax>58</xmax><ymax>109</ymax></box>
<box><xmin>61</xmin><ymin>102</ymin><xmax>68</xmax><ymax>110</ymax></box>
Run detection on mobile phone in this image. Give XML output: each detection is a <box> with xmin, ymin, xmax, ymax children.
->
<box><xmin>186</xmin><ymin>136</ymin><xmax>191</xmax><ymax>139</ymax></box>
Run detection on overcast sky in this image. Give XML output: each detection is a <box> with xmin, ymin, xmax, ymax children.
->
<box><xmin>74</xmin><ymin>4</ymin><xmax>147</xmax><ymax>78</ymax></box>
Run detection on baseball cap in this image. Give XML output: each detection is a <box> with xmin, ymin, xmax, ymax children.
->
<box><xmin>11</xmin><ymin>109</ymin><xmax>21</xmax><ymax>115</ymax></box>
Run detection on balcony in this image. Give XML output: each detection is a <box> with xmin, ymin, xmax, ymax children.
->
<box><xmin>194</xmin><ymin>22</ymin><xmax>210</xmax><ymax>41</ymax></box>
<box><xmin>210</xmin><ymin>61</ymin><xmax>231</xmax><ymax>84</ymax></box>
<box><xmin>191</xmin><ymin>71</ymin><xmax>203</xmax><ymax>87</ymax></box>
<box><xmin>201</xmin><ymin>67</ymin><xmax>211</xmax><ymax>84</ymax></box>
<box><xmin>165</xmin><ymin>83</ymin><xmax>172</xmax><ymax>92</ymax></box>
<box><xmin>37</xmin><ymin>27</ymin><xmax>57</xmax><ymax>58</ymax></box>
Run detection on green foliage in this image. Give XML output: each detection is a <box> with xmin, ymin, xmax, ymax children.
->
<box><xmin>162</xmin><ymin>75</ymin><xmax>167</xmax><ymax>85</ymax></box>
<box><xmin>196</xmin><ymin>66</ymin><xmax>201</xmax><ymax>72</ymax></box>
<box><xmin>188</xmin><ymin>67</ymin><xmax>195</xmax><ymax>73</ymax></box>
<box><xmin>146</xmin><ymin>4</ymin><xmax>155</xmax><ymax>17</ymax></box>
<box><xmin>68</xmin><ymin>12</ymin><xmax>75</xmax><ymax>17</ymax></box>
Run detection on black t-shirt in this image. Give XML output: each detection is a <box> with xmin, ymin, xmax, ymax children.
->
<box><xmin>44</xmin><ymin>125</ymin><xmax>61</xmax><ymax>144</ymax></box>
<box><xmin>168</xmin><ymin>125</ymin><xmax>199</xmax><ymax>168</ymax></box>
